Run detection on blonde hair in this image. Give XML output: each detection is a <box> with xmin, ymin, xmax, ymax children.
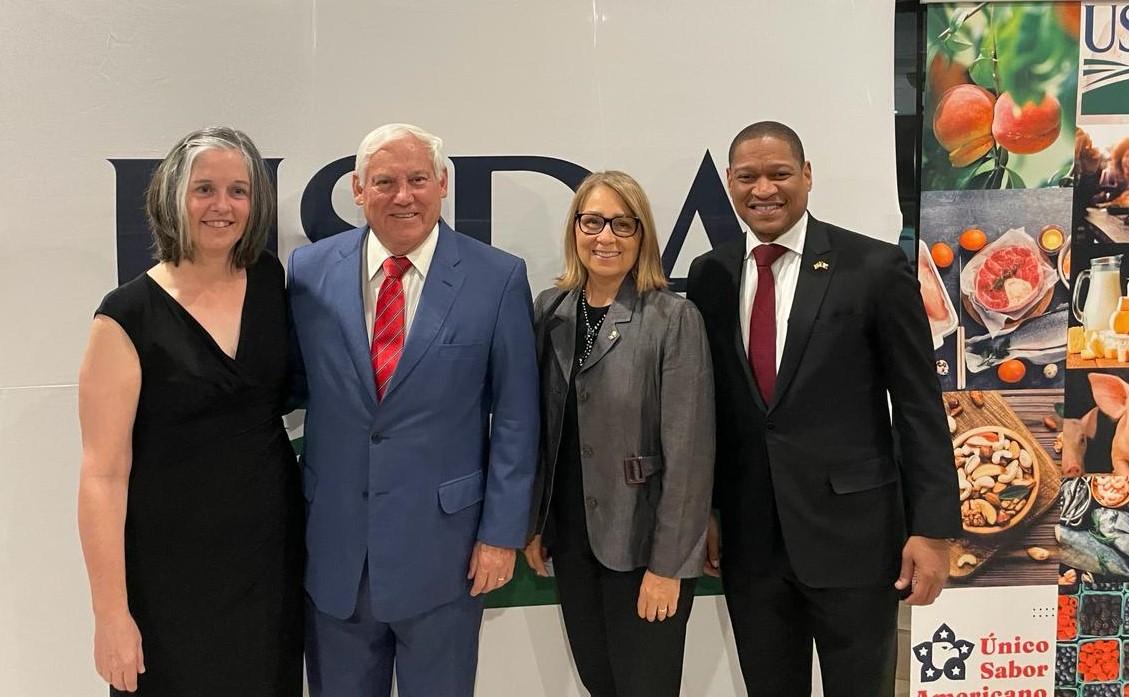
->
<box><xmin>1112</xmin><ymin>137</ymin><xmax>1129</xmax><ymax>180</ymax></box>
<box><xmin>556</xmin><ymin>171</ymin><xmax>668</xmax><ymax>292</ymax></box>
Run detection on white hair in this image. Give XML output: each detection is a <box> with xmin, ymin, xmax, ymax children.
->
<box><xmin>354</xmin><ymin>123</ymin><xmax>445</xmax><ymax>183</ymax></box>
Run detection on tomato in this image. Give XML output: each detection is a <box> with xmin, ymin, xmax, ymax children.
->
<box><xmin>930</xmin><ymin>242</ymin><xmax>954</xmax><ymax>269</ymax></box>
<box><xmin>960</xmin><ymin>227</ymin><xmax>988</xmax><ymax>252</ymax></box>
<box><xmin>997</xmin><ymin>359</ymin><xmax>1026</xmax><ymax>384</ymax></box>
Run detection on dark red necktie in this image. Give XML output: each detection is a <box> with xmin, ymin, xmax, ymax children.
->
<box><xmin>749</xmin><ymin>244</ymin><xmax>788</xmax><ymax>404</ymax></box>
<box><xmin>371</xmin><ymin>256</ymin><xmax>412</xmax><ymax>399</ymax></box>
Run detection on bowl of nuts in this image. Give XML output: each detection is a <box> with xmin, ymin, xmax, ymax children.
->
<box><xmin>954</xmin><ymin>426</ymin><xmax>1040</xmax><ymax>534</ymax></box>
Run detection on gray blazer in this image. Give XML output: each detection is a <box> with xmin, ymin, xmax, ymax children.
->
<box><xmin>529</xmin><ymin>277</ymin><xmax>715</xmax><ymax>579</ymax></box>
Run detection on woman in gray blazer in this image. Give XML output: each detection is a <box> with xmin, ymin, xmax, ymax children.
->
<box><xmin>523</xmin><ymin>171</ymin><xmax>715</xmax><ymax>697</ymax></box>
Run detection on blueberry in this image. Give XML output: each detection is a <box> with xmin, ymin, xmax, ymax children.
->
<box><xmin>1056</xmin><ymin>644</ymin><xmax>1078</xmax><ymax>686</ymax></box>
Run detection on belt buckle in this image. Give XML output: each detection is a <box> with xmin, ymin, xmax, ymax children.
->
<box><xmin>624</xmin><ymin>457</ymin><xmax>646</xmax><ymax>485</ymax></box>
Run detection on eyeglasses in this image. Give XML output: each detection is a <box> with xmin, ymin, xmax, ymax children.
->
<box><xmin>575</xmin><ymin>213</ymin><xmax>640</xmax><ymax>238</ymax></box>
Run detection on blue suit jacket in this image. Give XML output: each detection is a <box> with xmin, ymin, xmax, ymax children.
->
<box><xmin>288</xmin><ymin>222</ymin><xmax>539</xmax><ymax>621</ymax></box>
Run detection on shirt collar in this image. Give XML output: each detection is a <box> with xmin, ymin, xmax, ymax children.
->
<box><xmin>744</xmin><ymin>211</ymin><xmax>808</xmax><ymax>260</ymax></box>
<box><xmin>367</xmin><ymin>222</ymin><xmax>439</xmax><ymax>282</ymax></box>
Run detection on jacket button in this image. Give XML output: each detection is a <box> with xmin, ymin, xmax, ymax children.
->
<box><xmin>586</xmin><ymin>497</ymin><xmax>598</xmax><ymax>510</ymax></box>
<box><xmin>581</xmin><ymin>445</ymin><xmax>594</xmax><ymax>457</ymax></box>
<box><xmin>361</xmin><ymin>490</ymin><xmax>369</xmax><ymax>500</ymax></box>
<box><xmin>765</xmin><ymin>422</ymin><xmax>775</xmax><ymax>431</ymax></box>
<box><xmin>578</xmin><ymin>390</ymin><xmax>589</xmax><ymax>402</ymax></box>
<box><xmin>370</xmin><ymin>432</ymin><xmax>382</xmax><ymax>443</ymax></box>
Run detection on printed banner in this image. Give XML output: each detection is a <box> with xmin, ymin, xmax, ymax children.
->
<box><xmin>944</xmin><ymin>389</ymin><xmax>1062</xmax><ymax>588</ymax></box>
<box><xmin>920</xmin><ymin>3</ymin><xmax>1081</xmax><ymax>694</ymax></box>
<box><xmin>911</xmin><ymin>585</ymin><xmax>1057</xmax><ymax>697</ymax></box>
<box><xmin>1056</xmin><ymin>475</ymin><xmax>1129</xmax><ymax>696</ymax></box>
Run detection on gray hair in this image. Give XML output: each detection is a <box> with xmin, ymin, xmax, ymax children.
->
<box><xmin>145</xmin><ymin>126</ymin><xmax>275</xmax><ymax>268</ymax></box>
<box><xmin>354</xmin><ymin>123</ymin><xmax>445</xmax><ymax>184</ymax></box>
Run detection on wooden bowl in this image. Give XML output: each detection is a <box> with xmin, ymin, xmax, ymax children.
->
<box><xmin>1089</xmin><ymin>475</ymin><xmax>1129</xmax><ymax>508</ymax></box>
<box><xmin>954</xmin><ymin>426</ymin><xmax>1041</xmax><ymax>535</ymax></box>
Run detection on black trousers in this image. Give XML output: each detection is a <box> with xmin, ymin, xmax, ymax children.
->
<box><xmin>723</xmin><ymin>565</ymin><xmax>899</xmax><ymax>697</ymax></box>
<box><xmin>552</xmin><ymin>545</ymin><xmax>697</xmax><ymax>697</ymax></box>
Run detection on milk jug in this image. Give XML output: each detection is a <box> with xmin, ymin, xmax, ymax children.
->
<box><xmin>1074</xmin><ymin>254</ymin><xmax>1124</xmax><ymax>332</ymax></box>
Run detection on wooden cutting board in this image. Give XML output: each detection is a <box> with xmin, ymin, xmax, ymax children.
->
<box><xmin>944</xmin><ymin>390</ymin><xmax>1061</xmax><ymax>579</ymax></box>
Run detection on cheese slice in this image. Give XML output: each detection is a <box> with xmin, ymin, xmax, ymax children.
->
<box><xmin>1068</xmin><ymin>326</ymin><xmax>1086</xmax><ymax>354</ymax></box>
<box><xmin>1090</xmin><ymin>331</ymin><xmax>1107</xmax><ymax>357</ymax></box>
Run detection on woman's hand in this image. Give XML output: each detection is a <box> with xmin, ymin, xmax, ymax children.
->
<box><xmin>94</xmin><ymin>609</ymin><xmax>145</xmax><ymax>692</ymax></box>
<box><xmin>637</xmin><ymin>570</ymin><xmax>681</xmax><ymax>622</ymax></box>
<box><xmin>523</xmin><ymin>534</ymin><xmax>551</xmax><ymax>577</ymax></box>
<box><xmin>703</xmin><ymin>512</ymin><xmax>721</xmax><ymax>577</ymax></box>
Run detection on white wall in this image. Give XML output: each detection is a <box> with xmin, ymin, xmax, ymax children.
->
<box><xmin>0</xmin><ymin>1</ymin><xmax>897</xmax><ymax>694</ymax></box>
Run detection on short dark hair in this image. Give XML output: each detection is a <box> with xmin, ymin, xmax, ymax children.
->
<box><xmin>728</xmin><ymin>121</ymin><xmax>806</xmax><ymax>165</ymax></box>
<box><xmin>145</xmin><ymin>126</ymin><xmax>275</xmax><ymax>269</ymax></box>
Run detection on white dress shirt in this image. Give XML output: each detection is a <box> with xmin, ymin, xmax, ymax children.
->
<box><xmin>739</xmin><ymin>212</ymin><xmax>809</xmax><ymax>366</ymax></box>
<box><xmin>363</xmin><ymin>223</ymin><xmax>439</xmax><ymax>342</ymax></box>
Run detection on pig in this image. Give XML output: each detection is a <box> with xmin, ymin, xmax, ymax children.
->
<box><xmin>1088</xmin><ymin>372</ymin><xmax>1129</xmax><ymax>476</ymax></box>
<box><xmin>1061</xmin><ymin>407</ymin><xmax>1098</xmax><ymax>477</ymax></box>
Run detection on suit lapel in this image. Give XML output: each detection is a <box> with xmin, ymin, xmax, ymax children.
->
<box><xmin>329</xmin><ymin>227</ymin><xmax>378</xmax><ymax>411</ymax></box>
<box><xmin>382</xmin><ymin>222</ymin><xmax>465</xmax><ymax>399</ymax></box>
<box><xmin>578</xmin><ymin>276</ymin><xmax>637</xmax><ymax>374</ymax></box>
<box><xmin>715</xmin><ymin>239</ymin><xmax>767</xmax><ymax>412</ymax></box>
<box><xmin>548</xmin><ymin>290</ymin><xmax>579</xmax><ymax>379</ymax></box>
<box><xmin>772</xmin><ymin>217</ymin><xmax>835</xmax><ymax>411</ymax></box>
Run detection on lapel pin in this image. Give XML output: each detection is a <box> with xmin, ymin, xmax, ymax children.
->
<box><xmin>813</xmin><ymin>260</ymin><xmax>829</xmax><ymax>271</ymax></box>
<box><xmin>609</xmin><ymin>329</ymin><xmax>619</xmax><ymax>340</ymax></box>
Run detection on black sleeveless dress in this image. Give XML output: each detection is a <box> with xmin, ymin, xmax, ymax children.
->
<box><xmin>95</xmin><ymin>253</ymin><xmax>303</xmax><ymax>697</ymax></box>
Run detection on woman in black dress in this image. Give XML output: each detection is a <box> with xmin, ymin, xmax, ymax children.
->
<box><xmin>77</xmin><ymin>127</ymin><xmax>303</xmax><ymax>696</ymax></box>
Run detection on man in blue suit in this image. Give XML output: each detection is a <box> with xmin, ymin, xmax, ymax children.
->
<box><xmin>288</xmin><ymin>123</ymin><xmax>539</xmax><ymax>697</ymax></box>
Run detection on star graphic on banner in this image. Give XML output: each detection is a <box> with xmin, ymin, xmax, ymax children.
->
<box><xmin>912</xmin><ymin>624</ymin><xmax>974</xmax><ymax>684</ymax></box>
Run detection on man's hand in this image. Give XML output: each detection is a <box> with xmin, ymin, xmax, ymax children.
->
<box><xmin>638</xmin><ymin>570</ymin><xmax>682</xmax><ymax>622</ymax></box>
<box><xmin>523</xmin><ymin>534</ymin><xmax>550</xmax><ymax>577</ymax></box>
<box><xmin>703</xmin><ymin>512</ymin><xmax>721</xmax><ymax>577</ymax></box>
<box><xmin>895</xmin><ymin>536</ymin><xmax>950</xmax><ymax>606</ymax></box>
<box><xmin>468</xmin><ymin>542</ymin><xmax>516</xmax><ymax>596</ymax></box>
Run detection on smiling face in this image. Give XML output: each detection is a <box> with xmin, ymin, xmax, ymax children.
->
<box><xmin>185</xmin><ymin>148</ymin><xmax>251</xmax><ymax>258</ymax></box>
<box><xmin>727</xmin><ymin>135</ymin><xmax>812</xmax><ymax>240</ymax></box>
<box><xmin>574</xmin><ymin>184</ymin><xmax>640</xmax><ymax>287</ymax></box>
<box><xmin>352</xmin><ymin>135</ymin><xmax>448</xmax><ymax>255</ymax></box>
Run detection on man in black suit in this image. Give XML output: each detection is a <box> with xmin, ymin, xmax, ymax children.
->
<box><xmin>686</xmin><ymin>122</ymin><xmax>959</xmax><ymax>696</ymax></box>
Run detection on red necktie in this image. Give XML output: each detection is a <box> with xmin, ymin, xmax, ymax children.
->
<box><xmin>371</xmin><ymin>256</ymin><xmax>412</xmax><ymax>399</ymax></box>
<box><xmin>749</xmin><ymin>244</ymin><xmax>788</xmax><ymax>404</ymax></box>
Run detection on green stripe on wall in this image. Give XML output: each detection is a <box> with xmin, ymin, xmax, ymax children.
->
<box><xmin>486</xmin><ymin>557</ymin><xmax>725</xmax><ymax>609</ymax></box>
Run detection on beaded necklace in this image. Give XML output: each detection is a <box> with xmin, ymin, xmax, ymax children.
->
<box><xmin>579</xmin><ymin>289</ymin><xmax>608</xmax><ymax>366</ymax></box>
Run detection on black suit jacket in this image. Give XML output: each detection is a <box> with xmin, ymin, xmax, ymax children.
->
<box><xmin>686</xmin><ymin>216</ymin><xmax>960</xmax><ymax>588</ymax></box>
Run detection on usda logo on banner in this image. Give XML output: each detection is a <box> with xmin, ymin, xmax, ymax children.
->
<box><xmin>1079</xmin><ymin>5</ymin><xmax>1129</xmax><ymax>122</ymax></box>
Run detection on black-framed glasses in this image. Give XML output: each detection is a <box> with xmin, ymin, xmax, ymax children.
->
<box><xmin>575</xmin><ymin>213</ymin><xmax>640</xmax><ymax>238</ymax></box>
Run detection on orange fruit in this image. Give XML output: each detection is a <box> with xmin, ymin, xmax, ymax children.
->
<box><xmin>997</xmin><ymin>359</ymin><xmax>1026</xmax><ymax>384</ymax></box>
<box><xmin>930</xmin><ymin>242</ymin><xmax>954</xmax><ymax>268</ymax></box>
<box><xmin>960</xmin><ymin>228</ymin><xmax>988</xmax><ymax>252</ymax></box>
